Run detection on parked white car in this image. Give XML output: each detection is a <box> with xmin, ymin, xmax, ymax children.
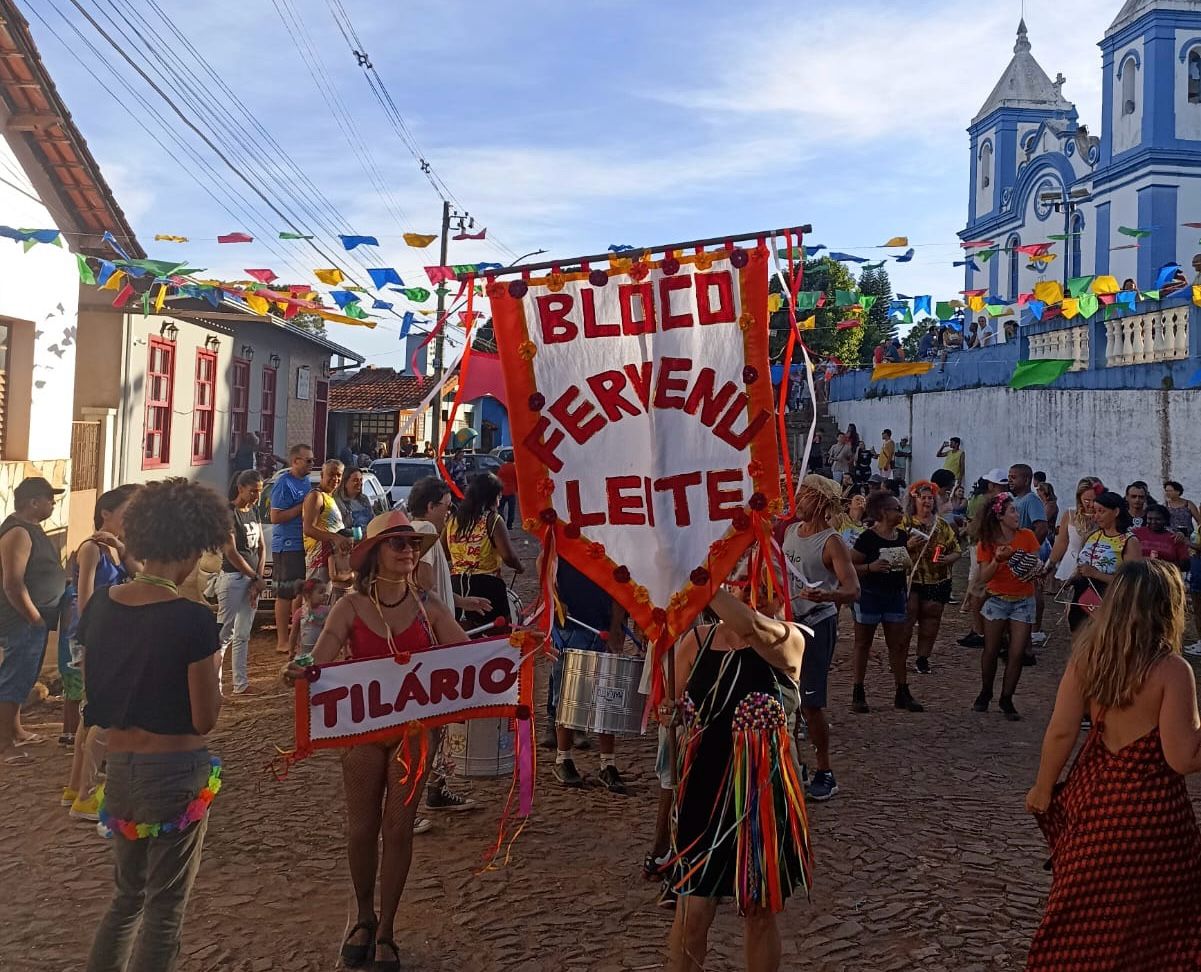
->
<box><xmin>370</xmin><ymin>458</ymin><xmax>440</xmax><ymax>510</ymax></box>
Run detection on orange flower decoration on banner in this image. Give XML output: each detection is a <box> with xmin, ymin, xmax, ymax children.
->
<box><xmin>632</xmin><ymin>584</ymin><xmax>651</xmax><ymax>606</ymax></box>
<box><xmin>518</xmin><ymin>340</ymin><xmax>538</xmax><ymax>361</ymax></box>
<box><xmin>748</xmin><ymin>459</ymin><xmax>765</xmax><ymax>479</ymax></box>
<box><xmin>523</xmin><ymin>517</ymin><xmax>540</xmax><ymax>532</ymax></box>
<box><xmin>486</xmin><ymin>281</ymin><xmax>506</xmax><ymax>299</ymax></box>
<box><xmin>694</xmin><ymin>251</ymin><xmax>715</xmax><ymax>270</ymax></box>
<box><xmin>738</xmin><ymin>311</ymin><xmax>755</xmax><ymax>332</ymax></box>
<box><xmin>768</xmin><ymin>497</ymin><xmax>785</xmax><ymax>515</ymax></box>
<box><xmin>536</xmin><ymin>478</ymin><xmax>555</xmax><ymax>497</ymax></box>
<box><xmin>586</xmin><ymin>541</ymin><xmax>606</xmax><ymax>560</ymax></box>
<box><xmin>629</xmin><ymin>262</ymin><xmax>650</xmax><ymax>282</ymax></box>
<box><xmin>546</xmin><ymin>272</ymin><xmax>566</xmax><ymax>293</ymax></box>
<box><xmin>668</xmin><ymin>591</ymin><xmax>690</xmax><ymax>614</ymax></box>
<box><xmin>609</xmin><ymin>255</ymin><xmax>632</xmax><ymax>274</ymax></box>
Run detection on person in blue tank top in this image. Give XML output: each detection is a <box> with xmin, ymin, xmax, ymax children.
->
<box><xmin>269</xmin><ymin>443</ymin><xmax>314</xmax><ymax>653</ymax></box>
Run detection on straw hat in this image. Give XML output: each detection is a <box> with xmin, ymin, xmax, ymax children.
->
<box><xmin>349</xmin><ymin>509</ymin><xmax>438</xmax><ymax>572</ymax></box>
<box><xmin>798</xmin><ymin>474</ymin><xmax>844</xmax><ymax>504</ymax></box>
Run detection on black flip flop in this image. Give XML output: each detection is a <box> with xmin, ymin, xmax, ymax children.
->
<box><xmin>373</xmin><ymin>939</ymin><xmax>401</xmax><ymax>972</ymax></box>
<box><xmin>340</xmin><ymin>919</ymin><xmax>377</xmax><ymax>968</ymax></box>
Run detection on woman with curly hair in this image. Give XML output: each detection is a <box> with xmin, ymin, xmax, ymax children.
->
<box><xmin>1026</xmin><ymin>560</ymin><xmax>1201</xmax><ymax>969</ymax></box>
<box><xmin>84</xmin><ymin>479</ymin><xmax>231</xmax><ymax>972</ymax></box>
<box><xmin>972</xmin><ymin>492</ymin><xmax>1041</xmax><ymax>721</ymax></box>
<box><xmin>286</xmin><ymin>510</ymin><xmax>467</xmax><ymax>971</ymax></box>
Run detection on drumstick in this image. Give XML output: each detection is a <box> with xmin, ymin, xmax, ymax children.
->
<box><xmin>565</xmin><ymin>615</ymin><xmax>609</xmax><ymax>639</ymax></box>
<box><xmin>465</xmin><ymin>616</ymin><xmax>510</xmax><ymax>637</ymax></box>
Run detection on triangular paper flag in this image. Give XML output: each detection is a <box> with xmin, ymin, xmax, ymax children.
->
<box><xmin>1067</xmin><ymin>276</ymin><xmax>1095</xmax><ymax>298</ymax></box>
<box><xmin>112</xmin><ymin>282</ymin><xmax>135</xmax><ymax>308</ymax></box>
<box><xmin>154</xmin><ymin>234</ymin><xmax>188</xmax><ymax>243</ymax></box>
<box><xmin>795</xmin><ymin>292</ymin><xmax>820</xmax><ymax>312</ymax></box>
<box><xmin>399</xmin><ymin>312</ymin><xmax>415</xmax><ymax>338</ymax></box>
<box><xmin>1155</xmin><ymin>264</ymin><xmax>1183</xmax><ymax>290</ymax></box>
<box><xmin>452</xmin><ymin>228</ymin><xmax>487</xmax><ymax>241</ymax></box>
<box><xmin>913</xmin><ymin>296</ymin><xmax>932</xmax><ymax>317</ymax></box>
<box><xmin>372</xmin><ymin>299</ymin><xmax>393</xmax><ymax>310</ymax></box>
<box><xmin>100</xmin><ymin>269</ymin><xmax>126</xmax><ymax>292</ymax></box>
<box><xmin>367</xmin><ymin>268</ymin><xmax>404</xmax><ymax>289</ymax></box>
<box><xmin>217</xmin><ymin>232</ymin><xmax>253</xmax><ymax>244</ymax></box>
<box><xmin>279</xmin><ymin>231</ymin><xmax>315</xmax><ymax>240</ymax></box>
<box><xmin>1011</xmin><ymin>359</ymin><xmax>1072</xmax><ymax>389</ymax></box>
<box><xmin>799</xmin><ymin>315</ymin><xmax>816</xmax><ymax>330</ymax></box>
<box><xmin>767</xmin><ymin>293</ymin><xmax>784</xmax><ymax>312</ymax></box>
<box><xmin>935</xmin><ymin>301</ymin><xmax>954</xmax><ymax>320</ymax></box>
<box><xmin>1091</xmin><ymin>276</ymin><xmax>1120</xmax><ymax>295</ymax></box>
<box><xmin>1028</xmin><ymin>300</ymin><xmax>1047</xmax><ymax>321</ymax></box>
<box><xmin>339</xmin><ymin>235</ymin><xmax>379</xmax><ymax>250</ymax></box>
<box><xmin>244</xmin><ymin>293</ymin><xmax>269</xmax><ymax>315</ymax></box>
<box><xmin>314</xmin><ymin>268</ymin><xmax>344</xmax><ymax>286</ymax></box>
<box><xmin>329</xmin><ymin>291</ymin><xmax>359</xmax><ymax>309</ymax></box>
<box><xmin>1033</xmin><ymin>281</ymin><xmax>1064</xmax><ymax>305</ymax></box>
<box><xmin>245</xmin><ymin>269</ymin><xmax>277</xmax><ymax>284</ymax></box>
<box><xmin>400</xmin><ymin>287</ymin><xmax>431</xmax><ymax>302</ymax></box>
<box><xmin>835</xmin><ymin>290</ymin><xmax>858</xmax><ymax>307</ymax></box>
<box><xmin>883</xmin><ymin>236</ymin><xmax>908</xmax><ymax>248</ymax></box>
<box><xmin>403</xmin><ymin>233</ymin><xmax>437</xmax><ymax>248</ymax></box>
<box><xmin>861</xmin><ymin>295</ymin><xmax>878</xmax><ymax>312</ymax></box>
<box><xmin>1077</xmin><ymin>293</ymin><xmax>1099</xmax><ymax>319</ymax></box>
<box><xmin>76</xmin><ymin>254</ymin><xmax>95</xmax><ymax>285</ymax></box>
<box><xmin>893</xmin><ymin>248</ymin><xmax>915</xmax><ymax>263</ymax></box>
<box><xmin>1061</xmin><ymin>298</ymin><xmax>1080</xmax><ymax>320</ymax></box>
<box><xmin>1118</xmin><ymin>226</ymin><xmax>1152</xmax><ymax>239</ymax></box>
<box><xmin>968</xmin><ymin>295</ymin><xmax>986</xmax><ymax>313</ymax></box>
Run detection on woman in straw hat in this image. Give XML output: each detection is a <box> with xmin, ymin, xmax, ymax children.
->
<box><xmin>286</xmin><ymin>509</ymin><xmax>467</xmax><ymax>972</ymax></box>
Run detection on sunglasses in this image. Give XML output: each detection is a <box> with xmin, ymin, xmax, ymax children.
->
<box><xmin>382</xmin><ymin>535</ymin><xmax>424</xmax><ymax>552</ymax></box>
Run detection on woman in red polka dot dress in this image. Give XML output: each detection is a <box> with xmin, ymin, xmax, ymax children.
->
<box><xmin>1025</xmin><ymin>559</ymin><xmax>1201</xmax><ymax>970</ymax></box>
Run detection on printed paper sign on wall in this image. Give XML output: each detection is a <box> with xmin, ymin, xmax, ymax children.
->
<box><xmin>489</xmin><ymin>244</ymin><xmax>781</xmax><ymax>645</ymax></box>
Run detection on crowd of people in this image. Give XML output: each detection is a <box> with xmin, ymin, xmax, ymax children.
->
<box><xmin>4</xmin><ymin>414</ymin><xmax>1201</xmax><ymax>970</ymax></box>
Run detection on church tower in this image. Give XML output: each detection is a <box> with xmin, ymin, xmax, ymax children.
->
<box><xmin>963</xmin><ymin>20</ymin><xmax>1076</xmax><ymax>296</ymax></box>
<box><xmin>1096</xmin><ymin>0</ymin><xmax>1201</xmax><ymax>284</ymax></box>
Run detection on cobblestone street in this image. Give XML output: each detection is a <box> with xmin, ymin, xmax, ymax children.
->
<box><xmin>4</xmin><ymin>535</ymin><xmax>1199</xmax><ymax>971</ymax></box>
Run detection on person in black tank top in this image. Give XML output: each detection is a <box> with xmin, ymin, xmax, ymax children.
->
<box><xmin>665</xmin><ymin>587</ymin><xmax>811</xmax><ymax>972</ymax></box>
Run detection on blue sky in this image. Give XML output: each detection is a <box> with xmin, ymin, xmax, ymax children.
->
<box><xmin>25</xmin><ymin>0</ymin><xmax>1110</xmax><ymax>362</ymax></box>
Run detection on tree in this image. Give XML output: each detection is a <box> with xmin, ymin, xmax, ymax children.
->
<box><xmin>858</xmin><ymin>266</ymin><xmax>896</xmax><ymax>352</ymax></box>
<box><xmin>289</xmin><ymin>311</ymin><xmax>327</xmax><ymax>337</ymax></box>
<box><xmin>471</xmin><ymin>317</ymin><xmax>497</xmax><ymax>353</ymax></box>
<box><xmin>768</xmin><ymin>257</ymin><xmax>865</xmax><ymax>366</ymax></box>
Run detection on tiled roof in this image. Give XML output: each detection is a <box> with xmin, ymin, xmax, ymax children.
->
<box><xmin>329</xmin><ymin>367</ymin><xmax>427</xmax><ymax>412</ymax></box>
<box><xmin>0</xmin><ymin>0</ymin><xmax>143</xmax><ymax>257</ymax></box>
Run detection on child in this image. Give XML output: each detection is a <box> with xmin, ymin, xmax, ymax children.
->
<box><xmin>290</xmin><ymin>578</ymin><xmax>332</xmax><ymax>661</ymax></box>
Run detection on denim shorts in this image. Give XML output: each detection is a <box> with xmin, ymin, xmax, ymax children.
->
<box><xmin>798</xmin><ymin>612</ymin><xmax>838</xmax><ymax>710</ymax></box>
<box><xmin>981</xmin><ymin>594</ymin><xmax>1037</xmax><ymax>624</ymax></box>
<box><xmin>853</xmin><ymin>588</ymin><xmax>908</xmax><ymax>625</ymax></box>
<box><xmin>0</xmin><ymin>620</ymin><xmax>50</xmax><ymax>704</ymax></box>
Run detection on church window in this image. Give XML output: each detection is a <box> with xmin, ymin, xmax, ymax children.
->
<box><xmin>1007</xmin><ymin>235</ymin><xmax>1021</xmax><ymax>301</ymax></box>
<box><xmin>1070</xmin><ymin>213</ymin><xmax>1084</xmax><ymax>280</ymax></box>
<box><xmin>1122</xmin><ymin>58</ymin><xmax>1138</xmax><ymax>116</ymax></box>
<box><xmin>1189</xmin><ymin>50</ymin><xmax>1201</xmax><ymax>104</ymax></box>
<box><xmin>979</xmin><ymin>142</ymin><xmax>992</xmax><ymax>190</ymax></box>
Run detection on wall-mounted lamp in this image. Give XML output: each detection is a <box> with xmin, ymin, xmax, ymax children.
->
<box><xmin>204</xmin><ymin>335</ymin><xmax>220</xmax><ymax>352</ymax></box>
<box><xmin>240</xmin><ymin>344</ymin><xmax>255</xmax><ymax>362</ymax></box>
<box><xmin>159</xmin><ymin>321</ymin><xmax>179</xmax><ymax>342</ymax></box>
<box><xmin>269</xmin><ymin>353</ymin><xmax>281</xmax><ymax>369</ymax></box>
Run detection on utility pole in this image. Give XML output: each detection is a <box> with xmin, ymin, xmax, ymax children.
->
<box><xmin>428</xmin><ymin>199</ymin><xmax>471</xmax><ymax>451</ymax></box>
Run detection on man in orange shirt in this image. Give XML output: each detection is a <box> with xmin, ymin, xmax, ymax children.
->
<box><xmin>497</xmin><ymin>457</ymin><xmax>518</xmax><ymax>529</ymax></box>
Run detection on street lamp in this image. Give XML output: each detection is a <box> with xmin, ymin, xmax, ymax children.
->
<box><xmin>1040</xmin><ymin>187</ymin><xmax>1090</xmax><ymax>287</ymax></box>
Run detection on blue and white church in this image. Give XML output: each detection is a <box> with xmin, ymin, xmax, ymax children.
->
<box><xmin>962</xmin><ymin>0</ymin><xmax>1201</xmax><ymax>299</ymax></box>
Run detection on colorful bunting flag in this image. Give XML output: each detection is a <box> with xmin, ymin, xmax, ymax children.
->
<box><xmin>102</xmin><ymin>231</ymin><xmax>130</xmax><ymax>260</ymax></box>
<box><xmin>1078</xmin><ymin>293</ymin><xmax>1100</xmax><ymax>319</ymax></box>
<box><xmin>935</xmin><ymin>301</ymin><xmax>954</xmax><ymax>320</ymax></box>
<box><xmin>1091</xmin><ymin>276</ymin><xmax>1120</xmax><ymax>295</ymax></box>
<box><xmin>861</xmin><ymin>295</ymin><xmax>879</xmax><ymax>312</ymax></box>
<box><xmin>403</xmin><ymin>233</ymin><xmax>437</xmax><ymax>248</ymax></box>
<box><xmin>372</xmin><ymin>299</ymin><xmax>394</xmax><ymax>310</ymax></box>
<box><xmin>75</xmin><ymin>254</ymin><xmax>95</xmax><ymax>285</ymax></box>
<box><xmin>872</xmin><ymin>361</ymin><xmax>933</xmax><ymax>382</ymax></box>
<box><xmin>1010</xmin><ymin>359</ymin><xmax>1072</xmax><ymax>389</ymax></box>
<box><xmin>100</xmin><ymin>268</ymin><xmax>125</xmax><ymax>292</ymax></box>
<box><xmin>367</xmin><ymin>268</ymin><xmax>404</xmax><ymax>289</ymax></box>
<box><xmin>217</xmin><ymin>232</ymin><xmax>253</xmax><ymax>244</ymax></box>
<box><xmin>803</xmin><ymin>245</ymin><xmax>826</xmax><ymax>257</ymax></box>
<box><xmin>893</xmin><ymin>248</ymin><xmax>915</xmax><ymax>263</ymax></box>
<box><xmin>1118</xmin><ymin>226</ymin><xmax>1152</xmax><ymax>239</ymax></box>
<box><xmin>883</xmin><ymin>236</ymin><xmax>908</xmax><ymax>248</ymax></box>
<box><xmin>1066</xmin><ymin>276</ymin><xmax>1095</xmax><ymax>298</ymax></box>
<box><xmin>608</xmin><ymin>244</ymin><xmax>635</xmax><ymax>253</ymax></box>
<box><xmin>967</xmin><ymin>295</ymin><xmax>986</xmax><ymax>313</ymax></box>
<box><xmin>828</xmin><ymin>252</ymin><xmax>868</xmax><ymax>264</ymax></box>
<box><xmin>1155</xmin><ymin>264</ymin><xmax>1183</xmax><ymax>290</ymax></box>
<box><xmin>314</xmin><ymin>268</ymin><xmax>345</xmax><ymax>286</ymax></box>
<box><xmin>1061</xmin><ymin>298</ymin><xmax>1080</xmax><ymax>320</ymax></box>
<box><xmin>425</xmin><ymin>266</ymin><xmax>456</xmax><ymax>285</ymax></box>
<box><xmin>1116</xmin><ymin>291</ymin><xmax>1138</xmax><ymax>313</ymax></box>
<box><xmin>314</xmin><ymin>308</ymin><xmax>375</xmax><ymax>328</ymax></box>
<box><xmin>1033</xmin><ymin>280</ymin><xmax>1064</xmax><ymax>305</ymax></box>
<box><xmin>913</xmin><ymin>296</ymin><xmax>932</xmax><ymax>317</ymax></box>
<box><xmin>399</xmin><ymin>312</ymin><xmax>416</xmax><ymax>338</ymax></box>
<box><xmin>978</xmin><ymin>248</ymin><xmax>999</xmax><ymax>263</ymax></box>
<box><xmin>1142</xmin><ymin>289</ymin><xmax>1161</xmax><ymax>301</ymax></box>
<box><xmin>835</xmin><ymin>290</ymin><xmax>858</xmax><ymax>307</ymax></box>
<box><xmin>795</xmin><ymin>292</ymin><xmax>820</xmax><ymax>312</ymax></box>
<box><xmin>279</xmin><ymin>231</ymin><xmax>315</xmax><ymax>240</ymax></box>
<box><xmin>399</xmin><ymin>287</ymin><xmax>431</xmax><ymax>302</ymax></box>
<box><xmin>1028</xmin><ymin>300</ymin><xmax>1047</xmax><ymax>321</ymax></box>
<box><xmin>799</xmin><ymin>315</ymin><xmax>816</xmax><ymax>330</ymax></box>
<box><xmin>154</xmin><ymin>234</ymin><xmax>189</xmax><ymax>243</ymax></box>
<box><xmin>767</xmin><ymin>293</ymin><xmax>784</xmax><ymax>313</ymax></box>
<box><xmin>329</xmin><ymin>291</ymin><xmax>359</xmax><ymax>309</ymax></box>
<box><xmin>961</xmin><ymin>240</ymin><xmax>996</xmax><ymax>249</ymax></box>
<box><xmin>154</xmin><ymin>284</ymin><xmax>168</xmax><ymax>313</ymax></box>
<box><xmin>112</xmin><ymin>282</ymin><xmax>135</xmax><ymax>308</ymax></box>
<box><xmin>1015</xmin><ymin>243</ymin><xmax>1053</xmax><ymax>257</ymax></box>
<box><xmin>339</xmin><ymin>235</ymin><xmax>379</xmax><ymax>250</ymax></box>
<box><xmin>861</xmin><ymin>261</ymin><xmax>887</xmax><ymax>270</ymax></box>
<box><xmin>836</xmin><ymin>319</ymin><xmax>861</xmax><ymax>330</ymax></box>
<box><xmin>986</xmin><ymin>304</ymin><xmax>1012</xmax><ymax>318</ymax></box>
<box><xmin>953</xmin><ymin>258</ymin><xmax>981</xmax><ymax>272</ymax></box>
<box><xmin>453</xmin><ymin>228</ymin><xmax>487</xmax><ymax>241</ymax></box>
<box><xmin>245</xmin><ymin>269</ymin><xmax>277</xmax><ymax>284</ymax></box>
<box><xmin>244</xmin><ymin>293</ymin><xmax>269</xmax><ymax>315</ymax></box>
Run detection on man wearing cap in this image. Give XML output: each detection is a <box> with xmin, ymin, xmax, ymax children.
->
<box><xmin>780</xmin><ymin>475</ymin><xmax>860</xmax><ymax>801</ymax></box>
<box><xmin>0</xmin><ymin>477</ymin><xmax>67</xmax><ymax>756</ymax></box>
<box><xmin>958</xmin><ymin>469</ymin><xmax>1009</xmax><ymax>649</ymax></box>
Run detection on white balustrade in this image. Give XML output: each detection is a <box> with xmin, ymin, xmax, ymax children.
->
<box><xmin>1105</xmin><ymin>307</ymin><xmax>1190</xmax><ymax>367</ymax></box>
<box><xmin>1028</xmin><ymin>325</ymin><xmax>1090</xmax><ymax>371</ymax></box>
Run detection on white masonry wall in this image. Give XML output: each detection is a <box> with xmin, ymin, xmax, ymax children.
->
<box><xmin>829</xmin><ymin>388</ymin><xmax>1201</xmax><ymax>500</ymax></box>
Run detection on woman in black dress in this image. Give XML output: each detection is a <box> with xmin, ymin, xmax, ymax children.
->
<box><xmin>666</xmin><ymin>587</ymin><xmax>811</xmax><ymax>972</ymax></box>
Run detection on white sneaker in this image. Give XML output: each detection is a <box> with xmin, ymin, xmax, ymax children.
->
<box><xmin>413</xmin><ymin>817</ymin><xmax>432</xmax><ymax>835</ymax></box>
<box><xmin>1184</xmin><ymin>641</ymin><xmax>1201</xmax><ymax>657</ymax></box>
<box><xmin>1030</xmin><ymin>631</ymin><xmax>1048</xmax><ymax>646</ymax></box>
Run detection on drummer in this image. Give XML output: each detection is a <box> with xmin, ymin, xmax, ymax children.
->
<box><xmin>548</xmin><ymin>558</ymin><xmax>628</xmax><ymax>794</ymax></box>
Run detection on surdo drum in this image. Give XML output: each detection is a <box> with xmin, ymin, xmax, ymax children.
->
<box><xmin>555</xmin><ymin>649</ymin><xmax>647</xmax><ymax>737</ymax></box>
